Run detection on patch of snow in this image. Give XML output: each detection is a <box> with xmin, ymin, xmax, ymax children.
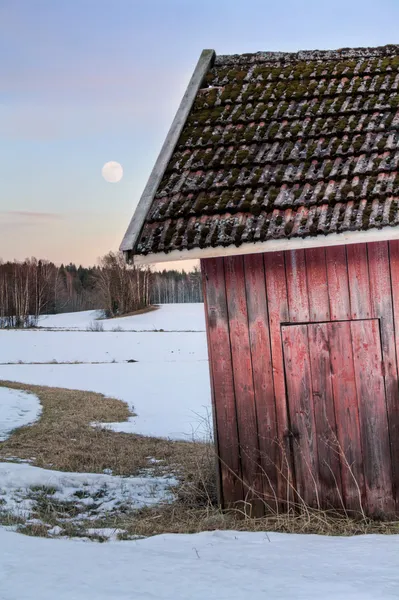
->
<box><xmin>0</xmin><ymin>388</ymin><xmax>42</xmax><ymax>441</ymax></box>
<box><xmin>0</xmin><ymin>329</ymin><xmax>208</xmax><ymax>365</ymax></box>
<box><xmin>0</xmin><ymin>462</ymin><xmax>176</xmax><ymax>520</ymax></box>
<box><xmin>38</xmin><ymin>310</ymin><xmax>97</xmax><ymax>329</ymax></box>
<box><xmin>0</xmin><ymin>528</ymin><xmax>398</xmax><ymax>599</ymax></box>
<box><xmin>38</xmin><ymin>303</ymin><xmax>206</xmax><ymax>332</ymax></box>
<box><xmin>3</xmin><ymin>457</ymin><xmax>35</xmax><ymax>464</ymax></box>
<box><xmin>48</xmin><ymin>525</ymin><xmax>63</xmax><ymax>536</ymax></box>
<box><xmin>86</xmin><ymin>528</ymin><xmax>126</xmax><ymax>540</ymax></box>
<box><xmin>0</xmin><ymin>362</ymin><xmax>212</xmax><ymax>440</ymax></box>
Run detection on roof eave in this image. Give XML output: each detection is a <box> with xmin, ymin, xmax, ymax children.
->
<box><xmin>120</xmin><ymin>48</ymin><xmax>216</xmax><ymax>256</ymax></box>
<box><xmin>132</xmin><ymin>225</ymin><xmax>399</xmax><ymax>265</ymax></box>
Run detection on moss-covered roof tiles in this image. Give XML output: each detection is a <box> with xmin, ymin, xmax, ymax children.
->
<box><xmin>134</xmin><ymin>45</ymin><xmax>399</xmax><ymax>256</ymax></box>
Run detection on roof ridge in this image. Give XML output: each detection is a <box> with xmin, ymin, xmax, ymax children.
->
<box><xmin>215</xmin><ymin>44</ymin><xmax>399</xmax><ymax>65</ymax></box>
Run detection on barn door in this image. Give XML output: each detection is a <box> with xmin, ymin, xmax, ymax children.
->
<box><xmin>281</xmin><ymin>319</ymin><xmax>395</xmax><ymax>517</ymax></box>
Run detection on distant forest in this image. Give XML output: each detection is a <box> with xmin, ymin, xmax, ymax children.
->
<box><xmin>0</xmin><ymin>253</ymin><xmax>202</xmax><ymax>328</ymax></box>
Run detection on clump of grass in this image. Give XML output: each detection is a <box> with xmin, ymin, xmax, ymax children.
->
<box><xmin>104</xmin><ymin>504</ymin><xmax>399</xmax><ymax>539</ymax></box>
<box><xmin>18</xmin><ymin>523</ymin><xmax>51</xmax><ymax>538</ymax></box>
<box><xmin>0</xmin><ymin>510</ymin><xmax>25</xmax><ymax>528</ymax></box>
<box><xmin>86</xmin><ymin>321</ymin><xmax>104</xmax><ymax>332</ymax></box>
<box><xmin>29</xmin><ymin>485</ymin><xmax>58</xmax><ymax>495</ymax></box>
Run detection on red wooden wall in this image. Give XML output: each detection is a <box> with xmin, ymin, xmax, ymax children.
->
<box><xmin>201</xmin><ymin>241</ymin><xmax>399</xmax><ymax>518</ymax></box>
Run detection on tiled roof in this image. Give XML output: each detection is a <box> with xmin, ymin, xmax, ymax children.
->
<box><xmin>135</xmin><ymin>45</ymin><xmax>399</xmax><ymax>256</ymax></box>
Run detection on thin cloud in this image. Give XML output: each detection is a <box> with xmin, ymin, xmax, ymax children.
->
<box><xmin>0</xmin><ymin>211</ymin><xmax>64</xmax><ymax>221</ymax></box>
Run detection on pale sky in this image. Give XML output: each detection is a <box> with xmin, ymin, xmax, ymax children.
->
<box><xmin>1</xmin><ymin>0</ymin><xmax>398</xmax><ymax>267</ymax></box>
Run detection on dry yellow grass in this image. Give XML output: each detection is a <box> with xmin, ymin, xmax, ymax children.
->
<box><xmin>104</xmin><ymin>504</ymin><xmax>399</xmax><ymax>539</ymax></box>
<box><xmin>0</xmin><ymin>380</ymin><xmax>211</xmax><ymax>480</ymax></box>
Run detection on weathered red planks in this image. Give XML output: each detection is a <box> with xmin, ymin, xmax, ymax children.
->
<box><xmin>201</xmin><ymin>257</ymin><xmax>243</xmax><ymax>505</ymax></box>
<box><xmin>224</xmin><ymin>256</ymin><xmax>263</xmax><ymax>514</ymax></box>
<box><xmin>350</xmin><ymin>319</ymin><xmax>395</xmax><ymax>516</ymax></box>
<box><xmin>368</xmin><ymin>241</ymin><xmax>399</xmax><ymax>510</ymax></box>
<box><xmin>243</xmin><ymin>254</ymin><xmax>278</xmax><ymax>510</ymax></box>
<box><xmin>328</xmin><ymin>321</ymin><xmax>366</xmax><ymax>513</ymax></box>
<box><xmin>285</xmin><ymin>249</ymin><xmax>310</xmax><ymax>322</ymax></box>
<box><xmin>389</xmin><ymin>240</ymin><xmax>399</xmax><ymax>364</ymax></box>
<box><xmin>368</xmin><ymin>242</ymin><xmax>397</xmax><ymax>377</ymax></box>
<box><xmin>305</xmin><ymin>248</ymin><xmax>330</xmax><ymax>322</ymax></box>
<box><xmin>264</xmin><ymin>251</ymin><xmax>292</xmax><ymax>506</ymax></box>
<box><xmin>308</xmin><ymin>323</ymin><xmax>343</xmax><ymax>509</ymax></box>
<box><xmin>325</xmin><ymin>246</ymin><xmax>351</xmax><ymax>321</ymax></box>
<box><xmin>201</xmin><ymin>259</ymin><xmax>222</xmax><ymax>504</ymax></box>
<box><xmin>282</xmin><ymin>324</ymin><xmax>320</xmax><ymax>507</ymax></box>
<box><xmin>203</xmin><ymin>242</ymin><xmax>399</xmax><ymax>517</ymax></box>
<box><xmin>388</xmin><ymin>240</ymin><xmax>399</xmax><ymax>512</ymax></box>
<box><xmin>346</xmin><ymin>243</ymin><xmax>372</xmax><ymax>319</ymax></box>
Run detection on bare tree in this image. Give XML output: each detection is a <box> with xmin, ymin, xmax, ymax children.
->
<box><xmin>96</xmin><ymin>252</ymin><xmax>151</xmax><ymax>317</ymax></box>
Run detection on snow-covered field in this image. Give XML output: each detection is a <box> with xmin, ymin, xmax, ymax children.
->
<box><xmin>0</xmin><ymin>329</ymin><xmax>208</xmax><ymax>364</ymax></box>
<box><xmin>0</xmin><ymin>304</ymin><xmax>211</xmax><ymax>439</ymax></box>
<box><xmin>37</xmin><ymin>303</ymin><xmax>206</xmax><ymax>331</ymax></box>
<box><xmin>1</xmin><ymin>303</ymin><xmax>398</xmax><ymax>599</ymax></box>
<box><xmin>1</xmin><ymin>528</ymin><xmax>398</xmax><ymax>599</ymax></box>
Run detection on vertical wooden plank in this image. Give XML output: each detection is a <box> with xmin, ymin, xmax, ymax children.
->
<box><xmin>201</xmin><ymin>257</ymin><xmax>243</xmax><ymax>506</ymax></box>
<box><xmin>305</xmin><ymin>247</ymin><xmax>330</xmax><ymax>322</ymax></box>
<box><xmin>389</xmin><ymin>239</ymin><xmax>399</xmax><ymax>364</ymax></box>
<box><xmin>388</xmin><ymin>240</ymin><xmax>399</xmax><ymax>511</ymax></box>
<box><xmin>264</xmin><ymin>251</ymin><xmax>292</xmax><ymax>507</ymax></box>
<box><xmin>346</xmin><ymin>243</ymin><xmax>372</xmax><ymax>319</ymax></box>
<box><xmin>282</xmin><ymin>324</ymin><xmax>320</xmax><ymax>507</ymax></box>
<box><xmin>200</xmin><ymin>259</ymin><xmax>222</xmax><ymax>505</ymax></box>
<box><xmin>328</xmin><ymin>321</ymin><xmax>366</xmax><ymax>514</ymax></box>
<box><xmin>285</xmin><ymin>249</ymin><xmax>310</xmax><ymax>322</ymax></box>
<box><xmin>350</xmin><ymin>319</ymin><xmax>395</xmax><ymax>517</ymax></box>
<box><xmin>224</xmin><ymin>255</ymin><xmax>263</xmax><ymax>514</ymax></box>
<box><xmin>244</xmin><ymin>254</ymin><xmax>278</xmax><ymax>510</ymax></box>
<box><xmin>308</xmin><ymin>322</ymin><xmax>343</xmax><ymax>509</ymax></box>
<box><xmin>368</xmin><ymin>241</ymin><xmax>399</xmax><ymax>511</ymax></box>
<box><xmin>325</xmin><ymin>245</ymin><xmax>351</xmax><ymax>321</ymax></box>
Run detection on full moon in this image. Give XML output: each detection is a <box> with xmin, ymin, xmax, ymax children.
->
<box><xmin>102</xmin><ymin>161</ymin><xmax>123</xmax><ymax>183</ymax></box>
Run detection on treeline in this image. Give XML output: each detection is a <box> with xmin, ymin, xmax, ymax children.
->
<box><xmin>151</xmin><ymin>269</ymin><xmax>203</xmax><ymax>304</ymax></box>
<box><xmin>0</xmin><ymin>254</ymin><xmax>202</xmax><ymax>327</ymax></box>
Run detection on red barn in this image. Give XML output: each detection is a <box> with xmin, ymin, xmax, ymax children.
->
<box><xmin>121</xmin><ymin>45</ymin><xmax>399</xmax><ymax>518</ymax></box>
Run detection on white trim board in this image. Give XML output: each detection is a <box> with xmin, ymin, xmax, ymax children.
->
<box><xmin>120</xmin><ymin>49</ymin><xmax>216</xmax><ymax>255</ymax></box>
<box><xmin>132</xmin><ymin>226</ymin><xmax>399</xmax><ymax>265</ymax></box>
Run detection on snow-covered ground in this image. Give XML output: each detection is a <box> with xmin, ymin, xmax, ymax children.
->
<box><xmin>0</xmin><ymin>388</ymin><xmax>41</xmax><ymax>441</ymax></box>
<box><xmin>37</xmin><ymin>303</ymin><xmax>206</xmax><ymax>331</ymax></box>
<box><xmin>0</xmin><ymin>304</ymin><xmax>211</xmax><ymax>440</ymax></box>
<box><xmin>0</xmin><ymin>462</ymin><xmax>175</xmax><ymax>521</ymax></box>
<box><xmin>1</xmin><ymin>528</ymin><xmax>398</xmax><ymax>599</ymax></box>
<box><xmin>0</xmin><ymin>329</ymin><xmax>207</xmax><ymax>364</ymax></box>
